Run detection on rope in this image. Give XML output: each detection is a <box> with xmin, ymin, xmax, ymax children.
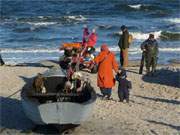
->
<box><xmin>6</xmin><ymin>89</ymin><xmax>21</xmax><ymax>98</ymax></box>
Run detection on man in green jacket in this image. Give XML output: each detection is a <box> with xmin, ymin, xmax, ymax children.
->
<box><xmin>141</xmin><ymin>34</ymin><xmax>159</xmax><ymax>76</ymax></box>
<box><xmin>118</xmin><ymin>25</ymin><xmax>130</xmax><ymax>68</ymax></box>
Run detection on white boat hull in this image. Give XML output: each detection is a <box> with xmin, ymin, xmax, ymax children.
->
<box><xmin>21</xmin><ymin>68</ymin><xmax>96</xmax><ymax>125</ymax></box>
<box><xmin>21</xmin><ymin>90</ymin><xmax>95</xmax><ymax>125</ymax></box>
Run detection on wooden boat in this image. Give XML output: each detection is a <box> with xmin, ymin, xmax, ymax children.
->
<box><xmin>21</xmin><ymin>68</ymin><xmax>96</xmax><ymax>125</ymax></box>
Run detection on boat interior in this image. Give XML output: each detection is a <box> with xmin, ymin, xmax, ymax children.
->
<box><xmin>27</xmin><ymin>76</ymin><xmax>96</xmax><ymax>104</ymax></box>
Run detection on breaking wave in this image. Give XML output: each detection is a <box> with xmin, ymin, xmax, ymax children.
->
<box><xmin>131</xmin><ymin>31</ymin><xmax>162</xmax><ymax>40</ymax></box>
<box><xmin>16</xmin><ymin>15</ymin><xmax>87</xmax><ymax>25</ymax></box>
<box><xmin>112</xmin><ymin>31</ymin><xmax>162</xmax><ymax>40</ymax></box>
<box><xmin>62</xmin><ymin>15</ymin><xmax>87</xmax><ymax>22</ymax></box>
<box><xmin>2</xmin><ymin>47</ymin><xmax>180</xmax><ymax>54</ymax></box>
<box><xmin>97</xmin><ymin>25</ymin><xmax>118</xmax><ymax>30</ymax></box>
<box><xmin>27</xmin><ymin>22</ymin><xmax>57</xmax><ymax>26</ymax></box>
<box><xmin>165</xmin><ymin>18</ymin><xmax>180</xmax><ymax>24</ymax></box>
<box><xmin>111</xmin><ymin>31</ymin><xmax>180</xmax><ymax>40</ymax></box>
<box><xmin>116</xmin><ymin>3</ymin><xmax>169</xmax><ymax>14</ymax></box>
<box><xmin>128</xmin><ymin>4</ymin><xmax>142</xmax><ymax>9</ymax></box>
<box><xmin>160</xmin><ymin>31</ymin><xmax>180</xmax><ymax>40</ymax></box>
<box><xmin>1</xmin><ymin>48</ymin><xmax>60</xmax><ymax>53</ymax></box>
<box><xmin>1</xmin><ymin>15</ymin><xmax>88</xmax><ymax>27</ymax></box>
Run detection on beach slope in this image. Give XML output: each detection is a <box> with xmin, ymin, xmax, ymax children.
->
<box><xmin>0</xmin><ymin>61</ymin><xmax>180</xmax><ymax>135</ymax></box>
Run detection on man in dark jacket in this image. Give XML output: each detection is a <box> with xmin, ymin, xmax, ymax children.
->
<box><xmin>118</xmin><ymin>25</ymin><xmax>130</xmax><ymax>68</ymax></box>
<box><xmin>141</xmin><ymin>34</ymin><xmax>159</xmax><ymax>76</ymax></box>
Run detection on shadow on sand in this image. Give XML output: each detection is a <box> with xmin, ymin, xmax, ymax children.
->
<box><xmin>0</xmin><ymin>97</ymin><xmax>34</xmax><ymax>131</ymax></box>
<box><xmin>142</xmin><ymin>68</ymin><xmax>180</xmax><ymax>88</ymax></box>
<box><xmin>135</xmin><ymin>95</ymin><xmax>180</xmax><ymax>105</ymax></box>
<box><xmin>145</xmin><ymin>120</ymin><xmax>180</xmax><ymax>131</ymax></box>
<box><xmin>126</xmin><ymin>69</ymin><xmax>140</xmax><ymax>74</ymax></box>
<box><xmin>0</xmin><ymin>97</ymin><xmax>65</xmax><ymax>134</ymax></box>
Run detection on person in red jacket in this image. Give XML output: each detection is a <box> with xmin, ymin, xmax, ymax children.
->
<box><xmin>93</xmin><ymin>44</ymin><xmax>119</xmax><ymax>100</ymax></box>
<box><xmin>87</xmin><ymin>29</ymin><xmax>97</xmax><ymax>47</ymax></box>
<box><xmin>86</xmin><ymin>28</ymin><xmax>97</xmax><ymax>54</ymax></box>
<box><xmin>82</xmin><ymin>25</ymin><xmax>89</xmax><ymax>47</ymax></box>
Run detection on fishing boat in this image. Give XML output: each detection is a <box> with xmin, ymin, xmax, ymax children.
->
<box><xmin>21</xmin><ymin>68</ymin><xmax>96</xmax><ymax>125</ymax></box>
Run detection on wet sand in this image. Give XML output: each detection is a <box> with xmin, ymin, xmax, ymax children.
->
<box><xmin>0</xmin><ymin>60</ymin><xmax>180</xmax><ymax>135</ymax></box>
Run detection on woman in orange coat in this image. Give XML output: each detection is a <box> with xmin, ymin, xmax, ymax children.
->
<box><xmin>94</xmin><ymin>44</ymin><xmax>119</xmax><ymax>99</ymax></box>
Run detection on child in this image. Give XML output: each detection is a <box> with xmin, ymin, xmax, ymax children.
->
<box><xmin>116</xmin><ymin>69</ymin><xmax>132</xmax><ymax>103</ymax></box>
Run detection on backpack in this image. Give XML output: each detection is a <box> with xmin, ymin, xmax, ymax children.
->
<box><xmin>128</xmin><ymin>34</ymin><xmax>133</xmax><ymax>44</ymax></box>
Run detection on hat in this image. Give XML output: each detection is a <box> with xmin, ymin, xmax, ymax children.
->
<box><xmin>101</xmin><ymin>44</ymin><xmax>109</xmax><ymax>52</ymax></box>
<box><xmin>121</xmin><ymin>25</ymin><xmax>127</xmax><ymax>31</ymax></box>
<box><xmin>119</xmin><ymin>69</ymin><xmax>127</xmax><ymax>78</ymax></box>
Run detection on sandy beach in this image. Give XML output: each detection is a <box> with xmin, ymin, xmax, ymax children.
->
<box><xmin>0</xmin><ymin>60</ymin><xmax>180</xmax><ymax>135</ymax></box>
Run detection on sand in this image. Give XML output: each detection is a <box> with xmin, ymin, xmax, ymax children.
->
<box><xmin>0</xmin><ymin>61</ymin><xmax>180</xmax><ymax>135</ymax></box>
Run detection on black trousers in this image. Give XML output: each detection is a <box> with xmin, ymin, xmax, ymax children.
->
<box><xmin>118</xmin><ymin>88</ymin><xmax>129</xmax><ymax>101</ymax></box>
<box><xmin>120</xmin><ymin>50</ymin><xmax>123</xmax><ymax>66</ymax></box>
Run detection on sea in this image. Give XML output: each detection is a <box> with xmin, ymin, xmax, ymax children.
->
<box><xmin>0</xmin><ymin>0</ymin><xmax>180</xmax><ymax>65</ymax></box>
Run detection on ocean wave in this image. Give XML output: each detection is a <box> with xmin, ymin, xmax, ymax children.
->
<box><xmin>166</xmin><ymin>18</ymin><xmax>180</xmax><ymax>24</ymax></box>
<box><xmin>159</xmin><ymin>48</ymin><xmax>180</xmax><ymax>52</ymax></box>
<box><xmin>109</xmin><ymin>47</ymin><xmax>180</xmax><ymax>53</ymax></box>
<box><xmin>131</xmin><ymin>31</ymin><xmax>162</xmax><ymax>40</ymax></box>
<box><xmin>112</xmin><ymin>31</ymin><xmax>162</xmax><ymax>40</ymax></box>
<box><xmin>4</xmin><ymin>56</ymin><xmax>59</xmax><ymax>61</ymax></box>
<box><xmin>13</xmin><ymin>26</ymin><xmax>48</xmax><ymax>33</ymax></box>
<box><xmin>15</xmin><ymin>15</ymin><xmax>87</xmax><ymax>26</ymax></box>
<box><xmin>27</xmin><ymin>22</ymin><xmax>57</xmax><ymax>26</ymax></box>
<box><xmin>160</xmin><ymin>31</ymin><xmax>180</xmax><ymax>40</ymax></box>
<box><xmin>111</xmin><ymin>31</ymin><xmax>179</xmax><ymax>40</ymax></box>
<box><xmin>116</xmin><ymin>3</ymin><xmax>168</xmax><ymax>13</ymax></box>
<box><xmin>97</xmin><ymin>25</ymin><xmax>114</xmax><ymax>30</ymax></box>
<box><xmin>63</xmin><ymin>15</ymin><xmax>87</xmax><ymax>21</ymax></box>
<box><xmin>97</xmin><ymin>25</ymin><xmax>140</xmax><ymax>31</ymax></box>
<box><xmin>1</xmin><ymin>49</ymin><xmax>60</xmax><ymax>53</ymax></box>
<box><xmin>97</xmin><ymin>25</ymin><xmax>120</xmax><ymax>30</ymax></box>
<box><xmin>128</xmin><ymin>4</ymin><xmax>142</xmax><ymax>9</ymax></box>
<box><xmin>2</xmin><ymin>47</ymin><xmax>179</xmax><ymax>54</ymax></box>
<box><xmin>6</xmin><ymin>37</ymin><xmax>62</xmax><ymax>42</ymax></box>
<box><xmin>92</xmin><ymin>46</ymin><xmax>180</xmax><ymax>54</ymax></box>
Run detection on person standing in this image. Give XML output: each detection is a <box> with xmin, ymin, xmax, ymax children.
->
<box><xmin>86</xmin><ymin>28</ymin><xmax>97</xmax><ymax>54</ymax></box>
<box><xmin>140</xmin><ymin>34</ymin><xmax>159</xmax><ymax>76</ymax></box>
<box><xmin>82</xmin><ymin>25</ymin><xmax>89</xmax><ymax>47</ymax></box>
<box><xmin>0</xmin><ymin>53</ymin><xmax>5</xmax><ymax>66</ymax></box>
<box><xmin>116</xmin><ymin>69</ymin><xmax>132</xmax><ymax>103</ymax></box>
<box><xmin>93</xmin><ymin>44</ymin><xmax>119</xmax><ymax>100</ymax></box>
<box><xmin>118</xmin><ymin>25</ymin><xmax>130</xmax><ymax>68</ymax></box>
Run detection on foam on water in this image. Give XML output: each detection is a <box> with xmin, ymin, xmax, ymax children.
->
<box><xmin>1</xmin><ymin>49</ymin><xmax>61</xmax><ymax>53</ymax></box>
<box><xmin>27</xmin><ymin>22</ymin><xmax>57</xmax><ymax>26</ymax></box>
<box><xmin>128</xmin><ymin>4</ymin><xmax>142</xmax><ymax>9</ymax></box>
<box><xmin>1</xmin><ymin>46</ymin><xmax>180</xmax><ymax>54</ymax></box>
<box><xmin>131</xmin><ymin>31</ymin><xmax>162</xmax><ymax>39</ymax></box>
<box><xmin>115</xmin><ymin>31</ymin><xmax>162</xmax><ymax>39</ymax></box>
<box><xmin>65</xmin><ymin>15</ymin><xmax>87</xmax><ymax>21</ymax></box>
<box><xmin>166</xmin><ymin>18</ymin><xmax>180</xmax><ymax>24</ymax></box>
